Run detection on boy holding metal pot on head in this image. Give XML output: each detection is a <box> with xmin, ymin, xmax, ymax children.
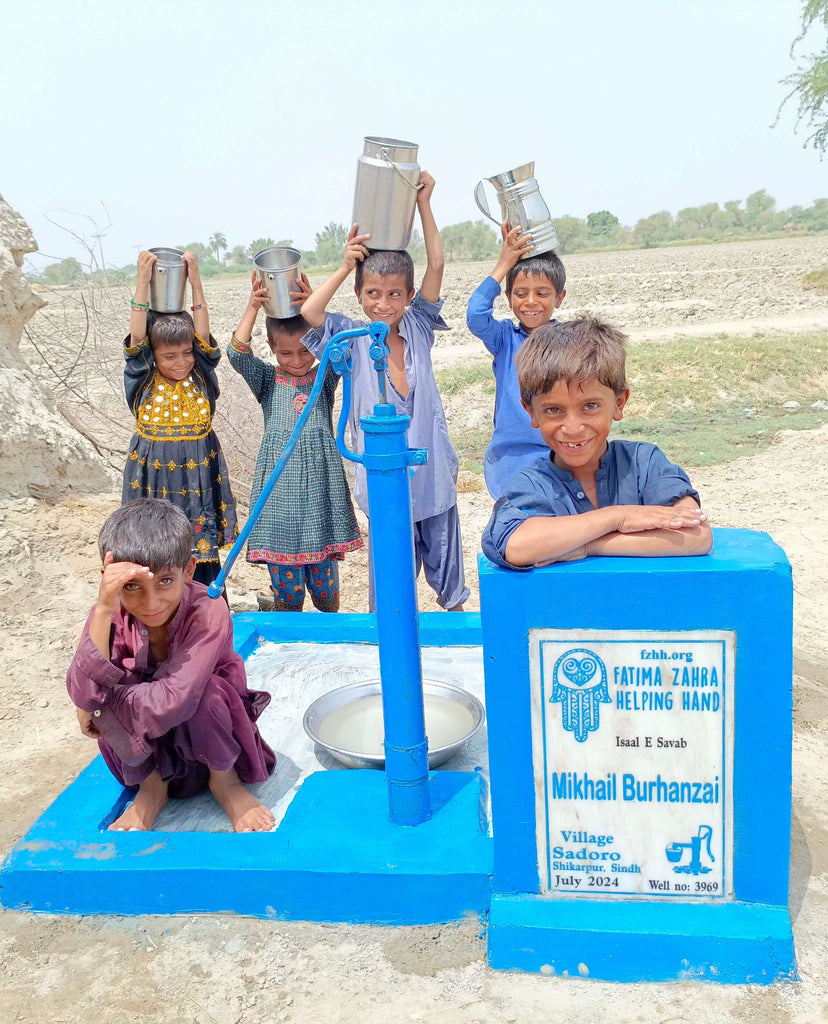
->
<box><xmin>467</xmin><ymin>223</ymin><xmax>567</xmax><ymax>499</ymax></box>
<box><xmin>301</xmin><ymin>171</ymin><xmax>469</xmax><ymax>612</ymax></box>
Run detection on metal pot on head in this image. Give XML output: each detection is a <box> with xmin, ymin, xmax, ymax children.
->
<box><xmin>148</xmin><ymin>247</ymin><xmax>188</xmax><ymax>313</ymax></box>
<box><xmin>352</xmin><ymin>136</ymin><xmax>422</xmax><ymax>251</ymax></box>
<box><xmin>474</xmin><ymin>162</ymin><xmax>558</xmax><ymax>257</ymax></box>
<box><xmin>254</xmin><ymin>247</ymin><xmax>303</xmax><ymax>318</ymax></box>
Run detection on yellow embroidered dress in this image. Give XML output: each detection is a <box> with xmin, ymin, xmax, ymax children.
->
<box><xmin>122</xmin><ymin>333</ymin><xmax>239</xmax><ymax>568</ymax></box>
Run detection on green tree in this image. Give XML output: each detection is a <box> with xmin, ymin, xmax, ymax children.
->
<box><xmin>247</xmin><ymin>238</ymin><xmax>276</xmax><ymax>261</ymax></box>
<box><xmin>586</xmin><ymin>210</ymin><xmax>621</xmax><ymax>247</ymax></box>
<box><xmin>226</xmin><ymin>245</ymin><xmax>250</xmax><ymax>266</ymax></box>
<box><xmin>41</xmin><ymin>257</ymin><xmax>85</xmax><ymax>286</ymax></box>
<box><xmin>407</xmin><ymin>228</ymin><xmax>426</xmax><ymax>264</ymax></box>
<box><xmin>314</xmin><ymin>222</ymin><xmax>349</xmax><ymax>265</ymax></box>
<box><xmin>209</xmin><ymin>231</ymin><xmax>227</xmax><ymax>266</ymax></box>
<box><xmin>744</xmin><ymin>189</ymin><xmax>776</xmax><ymax>230</ymax></box>
<box><xmin>181</xmin><ymin>242</ymin><xmax>211</xmax><ymax>262</ymax></box>
<box><xmin>441</xmin><ymin>221</ymin><xmax>499</xmax><ymax>261</ymax></box>
<box><xmin>632</xmin><ymin>211</ymin><xmax>675</xmax><ymax>248</ymax></box>
<box><xmin>553</xmin><ymin>215</ymin><xmax>588</xmax><ymax>253</ymax></box>
<box><xmin>778</xmin><ymin>0</ymin><xmax>828</xmax><ymax>152</ymax></box>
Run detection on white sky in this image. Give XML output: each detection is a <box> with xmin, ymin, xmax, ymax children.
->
<box><xmin>2</xmin><ymin>0</ymin><xmax>824</xmax><ymax>269</ymax></box>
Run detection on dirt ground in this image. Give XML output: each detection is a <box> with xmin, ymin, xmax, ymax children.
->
<box><xmin>1</xmin><ymin>237</ymin><xmax>828</xmax><ymax>1023</ymax></box>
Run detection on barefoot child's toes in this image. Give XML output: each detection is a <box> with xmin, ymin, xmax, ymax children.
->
<box><xmin>107</xmin><ymin>771</ymin><xmax>168</xmax><ymax>831</ymax></box>
<box><xmin>209</xmin><ymin>768</ymin><xmax>275</xmax><ymax>833</ymax></box>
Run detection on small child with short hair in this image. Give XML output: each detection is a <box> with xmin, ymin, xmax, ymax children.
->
<box><xmin>466</xmin><ymin>223</ymin><xmax>567</xmax><ymax>498</ymax></box>
<box><xmin>301</xmin><ymin>171</ymin><xmax>469</xmax><ymax>611</ymax></box>
<box><xmin>482</xmin><ymin>318</ymin><xmax>712</xmax><ymax>568</ymax></box>
<box><xmin>227</xmin><ymin>274</ymin><xmax>362</xmax><ymax>611</ymax></box>
<box><xmin>67</xmin><ymin>499</ymin><xmax>275</xmax><ymax>832</ymax></box>
<box><xmin>123</xmin><ymin>251</ymin><xmax>238</xmax><ymax>589</ymax></box>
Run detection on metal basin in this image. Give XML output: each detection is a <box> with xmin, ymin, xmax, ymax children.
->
<box><xmin>303</xmin><ymin>679</ymin><xmax>485</xmax><ymax>770</ymax></box>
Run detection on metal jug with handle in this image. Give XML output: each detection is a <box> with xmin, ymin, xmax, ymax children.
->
<box><xmin>352</xmin><ymin>136</ymin><xmax>422</xmax><ymax>251</ymax></box>
<box><xmin>254</xmin><ymin>247</ymin><xmax>303</xmax><ymax>318</ymax></box>
<box><xmin>473</xmin><ymin>162</ymin><xmax>558</xmax><ymax>257</ymax></box>
<box><xmin>148</xmin><ymin>247</ymin><xmax>188</xmax><ymax>313</ymax></box>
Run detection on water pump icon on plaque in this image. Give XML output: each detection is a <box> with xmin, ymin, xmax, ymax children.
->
<box><xmin>529</xmin><ymin>629</ymin><xmax>734</xmax><ymax>900</ymax></box>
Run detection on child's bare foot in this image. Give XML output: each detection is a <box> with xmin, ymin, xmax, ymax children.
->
<box><xmin>109</xmin><ymin>771</ymin><xmax>168</xmax><ymax>831</ymax></box>
<box><xmin>209</xmin><ymin>768</ymin><xmax>274</xmax><ymax>832</ymax></box>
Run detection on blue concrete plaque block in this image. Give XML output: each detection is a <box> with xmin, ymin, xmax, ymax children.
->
<box><xmin>479</xmin><ymin>528</ymin><xmax>796</xmax><ymax>983</ymax></box>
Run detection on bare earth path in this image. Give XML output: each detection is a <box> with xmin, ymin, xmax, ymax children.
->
<box><xmin>1</xmin><ymin>237</ymin><xmax>827</xmax><ymax>1023</ymax></box>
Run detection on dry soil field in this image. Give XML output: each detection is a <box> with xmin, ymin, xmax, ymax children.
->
<box><xmin>1</xmin><ymin>236</ymin><xmax>828</xmax><ymax>1023</ymax></box>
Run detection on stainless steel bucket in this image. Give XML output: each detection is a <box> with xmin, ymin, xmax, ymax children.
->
<box><xmin>148</xmin><ymin>247</ymin><xmax>188</xmax><ymax>312</ymax></box>
<box><xmin>474</xmin><ymin>162</ymin><xmax>558</xmax><ymax>257</ymax></box>
<box><xmin>254</xmin><ymin>247</ymin><xmax>303</xmax><ymax>318</ymax></box>
<box><xmin>352</xmin><ymin>136</ymin><xmax>421</xmax><ymax>250</ymax></box>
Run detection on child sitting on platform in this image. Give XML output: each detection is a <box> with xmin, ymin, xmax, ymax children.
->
<box><xmin>67</xmin><ymin>499</ymin><xmax>275</xmax><ymax>832</ymax></box>
<box><xmin>466</xmin><ymin>223</ymin><xmax>567</xmax><ymax>498</ymax></box>
<box><xmin>301</xmin><ymin>171</ymin><xmax>469</xmax><ymax>611</ymax></box>
<box><xmin>482</xmin><ymin>318</ymin><xmax>712</xmax><ymax>568</ymax></box>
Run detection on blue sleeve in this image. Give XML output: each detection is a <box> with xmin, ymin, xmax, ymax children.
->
<box><xmin>481</xmin><ymin>468</ymin><xmax>576</xmax><ymax>570</ymax></box>
<box><xmin>466</xmin><ymin>277</ymin><xmax>509</xmax><ymax>356</ymax></box>
<box><xmin>409</xmin><ymin>291</ymin><xmax>449</xmax><ymax>333</ymax></box>
<box><xmin>303</xmin><ymin>312</ymin><xmax>360</xmax><ymax>358</ymax></box>
<box><xmin>481</xmin><ymin>495</ymin><xmax>533</xmax><ymax>570</ymax></box>
<box><xmin>637</xmin><ymin>446</ymin><xmax>700</xmax><ymax>507</ymax></box>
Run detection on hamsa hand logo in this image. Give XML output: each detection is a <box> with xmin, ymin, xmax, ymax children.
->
<box><xmin>550</xmin><ymin>648</ymin><xmax>610</xmax><ymax>742</ymax></box>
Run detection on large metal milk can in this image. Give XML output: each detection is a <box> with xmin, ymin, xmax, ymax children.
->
<box><xmin>148</xmin><ymin>247</ymin><xmax>188</xmax><ymax>312</ymax></box>
<box><xmin>474</xmin><ymin>162</ymin><xmax>558</xmax><ymax>257</ymax></box>
<box><xmin>352</xmin><ymin>137</ymin><xmax>422</xmax><ymax>251</ymax></box>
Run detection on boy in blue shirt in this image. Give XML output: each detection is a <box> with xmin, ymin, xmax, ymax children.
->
<box><xmin>482</xmin><ymin>317</ymin><xmax>711</xmax><ymax>569</ymax></box>
<box><xmin>467</xmin><ymin>223</ymin><xmax>567</xmax><ymax>497</ymax></box>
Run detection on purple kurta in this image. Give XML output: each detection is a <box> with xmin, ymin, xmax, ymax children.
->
<box><xmin>66</xmin><ymin>582</ymin><xmax>274</xmax><ymax>797</ymax></box>
<box><xmin>303</xmin><ymin>293</ymin><xmax>458</xmax><ymax>520</ymax></box>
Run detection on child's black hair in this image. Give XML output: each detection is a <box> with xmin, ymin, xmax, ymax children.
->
<box><xmin>147</xmin><ymin>310</ymin><xmax>196</xmax><ymax>348</ymax></box>
<box><xmin>265</xmin><ymin>314</ymin><xmax>310</xmax><ymax>349</ymax></box>
<box><xmin>354</xmin><ymin>249</ymin><xmax>415</xmax><ymax>294</ymax></box>
<box><xmin>98</xmin><ymin>499</ymin><xmax>195</xmax><ymax>572</ymax></box>
<box><xmin>505</xmin><ymin>251</ymin><xmax>566</xmax><ymax>296</ymax></box>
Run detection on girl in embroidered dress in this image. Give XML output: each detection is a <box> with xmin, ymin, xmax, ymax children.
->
<box><xmin>123</xmin><ymin>251</ymin><xmax>239</xmax><ymax>589</ymax></box>
<box><xmin>227</xmin><ymin>274</ymin><xmax>362</xmax><ymax>611</ymax></box>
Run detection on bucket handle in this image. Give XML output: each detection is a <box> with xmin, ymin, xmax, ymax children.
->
<box><xmin>380</xmin><ymin>146</ymin><xmax>424</xmax><ymax>191</ymax></box>
<box><xmin>474</xmin><ymin>181</ymin><xmax>500</xmax><ymax>225</ymax></box>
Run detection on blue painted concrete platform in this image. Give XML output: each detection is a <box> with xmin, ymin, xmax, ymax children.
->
<box><xmin>0</xmin><ymin>613</ymin><xmax>492</xmax><ymax>924</ymax></box>
<box><xmin>488</xmin><ymin>895</ymin><xmax>797</xmax><ymax>984</ymax></box>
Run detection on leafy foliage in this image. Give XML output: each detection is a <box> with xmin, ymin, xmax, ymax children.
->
<box><xmin>778</xmin><ymin>0</ymin><xmax>828</xmax><ymax>152</ymax></box>
<box><xmin>441</xmin><ymin>220</ymin><xmax>499</xmax><ymax>261</ymax></box>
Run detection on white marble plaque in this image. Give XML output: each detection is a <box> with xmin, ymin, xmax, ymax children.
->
<box><xmin>530</xmin><ymin>629</ymin><xmax>734</xmax><ymax>900</ymax></box>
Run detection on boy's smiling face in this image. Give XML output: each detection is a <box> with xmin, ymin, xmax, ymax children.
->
<box><xmin>523</xmin><ymin>377</ymin><xmax>629</xmax><ymax>477</ymax></box>
<box><xmin>508</xmin><ymin>271</ymin><xmax>564</xmax><ymax>331</ymax></box>
<box><xmin>118</xmin><ymin>557</ymin><xmax>196</xmax><ymax>628</ymax></box>
<box><xmin>356</xmin><ymin>272</ymin><xmax>414</xmax><ymax>329</ymax></box>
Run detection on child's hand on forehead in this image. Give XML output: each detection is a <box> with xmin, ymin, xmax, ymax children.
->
<box><xmin>343</xmin><ymin>224</ymin><xmax>371</xmax><ymax>272</ymax></box>
<box><xmin>97</xmin><ymin>551</ymin><xmax>153</xmax><ymax>615</ymax></box>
